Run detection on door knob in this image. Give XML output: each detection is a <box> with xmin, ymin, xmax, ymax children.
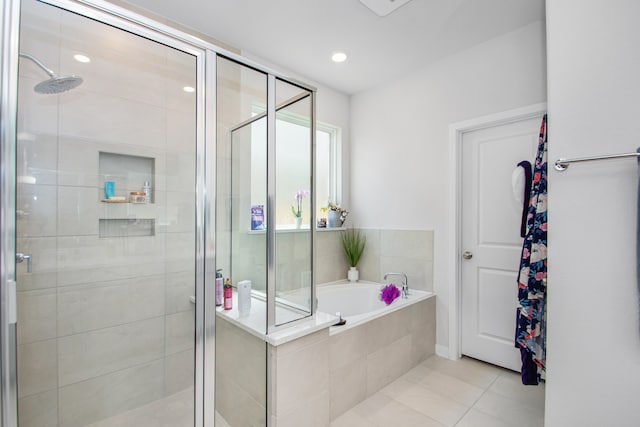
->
<box><xmin>462</xmin><ymin>251</ymin><xmax>473</xmax><ymax>260</ymax></box>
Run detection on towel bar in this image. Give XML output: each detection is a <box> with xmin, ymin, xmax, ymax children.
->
<box><xmin>554</xmin><ymin>152</ymin><xmax>640</xmax><ymax>171</ymax></box>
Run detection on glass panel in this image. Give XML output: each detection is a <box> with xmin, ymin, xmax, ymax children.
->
<box><xmin>215</xmin><ymin>55</ymin><xmax>268</xmax><ymax>426</ymax></box>
<box><xmin>274</xmin><ymin>79</ymin><xmax>313</xmax><ymax>325</ymax></box>
<box><xmin>16</xmin><ymin>1</ymin><xmax>197</xmax><ymax>425</ymax></box>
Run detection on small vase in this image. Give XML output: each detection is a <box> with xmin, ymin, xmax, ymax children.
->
<box><xmin>294</xmin><ymin>217</ymin><xmax>302</xmax><ymax>229</ymax></box>
<box><xmin>348</xmin><ymin>266</ymin><xmax>359</xmax><ymax>282</ymax></box>
<box><xmin>328</xmin><ymin>210</ymin><xmax>343</xmax><ymax>228</ymax></box>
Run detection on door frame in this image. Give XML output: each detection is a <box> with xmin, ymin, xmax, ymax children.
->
<box><xmin>447</xmin><ymin>102</ymin><xmax>547</xmax><ymax>361</ymax></box>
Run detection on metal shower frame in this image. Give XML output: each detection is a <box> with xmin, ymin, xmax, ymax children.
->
<box><xmin>0</xmin><ymin>0</ymin><xmax>317</xmax><ymax>426</ymax></box>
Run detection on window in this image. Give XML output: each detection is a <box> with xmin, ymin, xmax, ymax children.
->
<box><xmin>315</xmin><ymin>122</ymin><xmax>341</xmax><ymax>221</ymax></box>
<box><xmin>248</xmin><ymin>112</ymin><xmax>341</xmax><ymax>228</ymax></box>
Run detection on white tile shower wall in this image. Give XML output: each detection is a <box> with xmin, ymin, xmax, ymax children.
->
<box><xmin>15</xmin><ymin>1</ymin><xmax>197</xmax><ymax>424</ymax></box>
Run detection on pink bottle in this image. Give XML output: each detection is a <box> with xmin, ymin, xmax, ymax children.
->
<box><xmin>223</xmin><ymin>278</ymin><xmax>233</xmax><ymax>310</ymax></box>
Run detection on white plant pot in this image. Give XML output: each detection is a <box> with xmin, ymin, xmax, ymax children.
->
<box><xmin>294</xmin><ymin>217</ymin><xmax>302</xmax><ymax>229</ymax></box>
<box><xmin>348</xmin><ymin>266</ymin><xmax>359</xmax><ymax>282</ymax></box>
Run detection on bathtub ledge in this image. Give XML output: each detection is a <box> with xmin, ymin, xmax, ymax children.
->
<box><xmin>216</xmin><ymin>291</ymin><xmax>338</xmax><ymax>346</ymax></box>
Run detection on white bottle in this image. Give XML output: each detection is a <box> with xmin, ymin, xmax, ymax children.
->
<box><xmin>143</xmin><ymin>180</ymin><xmax>151</xmax><ymax>203</ymax></box>
<box><xmin>237</xmin><ymin>280</ymin><xmax>252</xmax><ymax>316</ymax></box>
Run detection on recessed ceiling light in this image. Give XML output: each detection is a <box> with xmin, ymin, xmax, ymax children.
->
<box><xmin>73</xmin><ymin>54</ymin><xmax>91</xmax><ymax>63</ymax></box>
<box><xmin>183</xmin><ymin>86</ymin><xmax>195</xmax><ymax>93</ymax></box>
<box><xmin>331</xmin><ymin>52</ymin><xmax>348</xmax><ymax>63</ymax></box>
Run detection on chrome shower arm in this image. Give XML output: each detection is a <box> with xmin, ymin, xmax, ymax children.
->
<box><xmin>19</xmin><ymin>53</ymin><xmax>56</xmax><ymax>78</ymax></box>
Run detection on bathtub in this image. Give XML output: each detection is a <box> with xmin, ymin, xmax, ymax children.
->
<box><xmin>316</xmin><ymin>280</ymin><xmax>433</xmax><ymax>333</ymax></box>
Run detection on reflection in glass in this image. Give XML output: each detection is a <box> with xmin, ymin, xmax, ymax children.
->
<box><xmin>16</xmin><ymin>0</ymin><xmax>198</xmax><ymax>425</ymax></box>
<box><xmin>215</xmin><ymin>55</ymin><xmax>268</xmax><ymax>426</ymax></box>
<box><xmin>274</xmin><ymin>79</ymin><xmax>313</xmax><ymax>326</ymax></box>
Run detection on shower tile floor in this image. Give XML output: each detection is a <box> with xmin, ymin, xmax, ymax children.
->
<box><xmin>331</xmin><ymin>355</ymin><xmax>545</xmax><ymax>427</ymax></box>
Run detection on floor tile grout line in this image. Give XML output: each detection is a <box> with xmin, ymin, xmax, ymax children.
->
<box><xmin>383</xmin><ymin>396</ymin><xmax>451</xmax><ymax>427</ymax></box>
<box><xmin>452</xmin><ymin>372</ymin><xmax>499</xmax><ymax>427</ymax></box>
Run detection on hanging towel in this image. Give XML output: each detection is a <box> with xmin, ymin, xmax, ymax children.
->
<box><xmin>517</xmin><ymin>161</ymin><xmax>533</xmax><ymax>238</ymax></box>
<box><xmin>515</xmin><ymin>114</ymin><xmax>548</xmax><ymax>386</ymax></box>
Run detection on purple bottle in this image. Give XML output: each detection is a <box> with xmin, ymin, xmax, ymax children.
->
<box><xmin>215</xmin><ymin>269</ymin><xmax>223</xmax><ymax>307</ymax></box>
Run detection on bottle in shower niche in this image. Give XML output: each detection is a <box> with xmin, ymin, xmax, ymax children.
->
<box><xmin>215</xmin><ymin>269</ymin><xmax>223</xmax><ymax>307</ymax></box>
<box><xmin>223</xmin><ymin>278</ymin><xmax>233</xmax><ymax>310</ymax></box>
<box><xmin>143</xmin><ymin>180</ymin><xmax>151</xmax><ymax>203</ymax></box>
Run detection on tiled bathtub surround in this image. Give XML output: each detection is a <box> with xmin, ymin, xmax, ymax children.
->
<box><xmin>16</xmin><ymin>1</ymin><xmax>197</xmax><ymax>425</ymax></box>
<box><xmin>317</xmin><ymin>228</ymin><xmax>434</xmax><ymax>291</ymax></box>
<box><xmin>213</xmin><ymin>294</ymin><xmax>435</xmax><ymax>427</ymax></box>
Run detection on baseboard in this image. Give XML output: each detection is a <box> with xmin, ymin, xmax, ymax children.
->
<box><xmin>435</xmin><ymin>344</ymin><xmax>456</xmax><ymax>359</ymax></box>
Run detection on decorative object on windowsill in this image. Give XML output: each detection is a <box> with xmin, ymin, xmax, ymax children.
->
<box><xmin>291</xmin><ymin>189</ymin><xmax>309</xmax><ymax>229</ymax></box>
<box><xmin>380</xmin><ymin>284</ymin><xmax>400</xmax><ymax>305</ymax></box>
<box><xmin>318</xmin><ymin>207</ymin><xmax>328</xmax><ymax>228</ymax></box>
<box><xmin>341</xmin><ymin>228</ymin><xmax>366</xmax><ymax>282</ymax></box>
<box><xmin>251</xmin><ymin>204</ymin><xmax>265</xmax><ymax>231</ymax></box>
<box><xmin>327</xmin><ymin>202</ymin><xmax>348</xmax><ymax>228</ymax></box>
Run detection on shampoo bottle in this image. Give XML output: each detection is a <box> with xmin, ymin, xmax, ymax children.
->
<box><xmin>215</xmin><ymin>269</ymin><xmax>223</xmax><ymax>307</ymax></box>
<box><xmin>143</xmin><ymin>180</ymin><xmax>151</xmax><ymax>203</ymax></box>
<box><xmin>237</xmin><ymin>280</ymin><xmax>252</xmax><ymax>316</ymax></box>
<box><xmin>223</xmin><ymin>278</ymin><xmax>233</xmax><ymax>310</ymax></box>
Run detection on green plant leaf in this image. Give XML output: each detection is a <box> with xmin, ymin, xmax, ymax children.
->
<box><xmin>341</xmin><ymin>228</ymin><xmax>366</xmax><ymax>267</ymax></box>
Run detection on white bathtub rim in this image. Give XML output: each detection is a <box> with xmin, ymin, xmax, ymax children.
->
<box><xmin>316</xmin><ymin>280</ymin><xmax>435</xmax><ymax>335</ymax></box>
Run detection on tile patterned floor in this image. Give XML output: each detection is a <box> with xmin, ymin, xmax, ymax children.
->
<box><xmin>87</xmin><ymin>355</ymin><xmax>544</xmax><ymax>426</ymax></box>
<box><xmin>331</xmin><ymin>355</ymin><xmax>545</xmax><ymax>427</ymax></box>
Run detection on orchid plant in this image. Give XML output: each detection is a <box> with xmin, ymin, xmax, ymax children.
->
<box><xmin>291</xmin><ymin>189</ymin><xmax>309</xmax><ymax>218</ymax></box>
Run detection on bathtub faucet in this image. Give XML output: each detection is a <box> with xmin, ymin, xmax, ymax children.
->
<box><xmin>383</xmin><ymin>272</ymin><xmax>409</xmax><ymax>298</ymax></box>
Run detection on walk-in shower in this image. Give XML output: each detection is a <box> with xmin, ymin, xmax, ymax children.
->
<box><xmin>0</xmin><ymin>0</ymin><xmax>317</xmax><ymax>426</ymax></box>
<box><xmin>18</xmin><ymin>52</ymin><xmax>82</xmax><ymax>94</ymax></box>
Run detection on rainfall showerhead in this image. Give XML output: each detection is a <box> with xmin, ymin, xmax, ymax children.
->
<box><xmin>19</xmin><ymin>52</ymin><xmax>83</xmax><ymax>94</ymax></box>
<box><xmin>33</xmin><ymin>75</ymin><xmax>83</xmax><ymax>94</ymax></box>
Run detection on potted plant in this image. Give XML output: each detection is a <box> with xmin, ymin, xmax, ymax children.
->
<box><xmin>327</xmin><ymin>201</ymin><xmax>348</xmax><ymax>228</ymax></box>
<box><xmin>291</xmin><ymin>189</ymin><xmax>309</xmax><ymax>228</ymax></box>
<box><xmin>341</xmin><ymin>228</ymin><xmax>366</xmax><ymax>282</ymax></box>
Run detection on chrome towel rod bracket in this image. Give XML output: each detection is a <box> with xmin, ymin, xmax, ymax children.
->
<box><xmin>554</xmin><ymin>151</ymin><xmax>640</xmax><ymax>171</ymax></box>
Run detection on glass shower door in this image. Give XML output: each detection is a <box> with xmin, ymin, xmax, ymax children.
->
<box><xmin>15</xmin><ymin>1</ymin><xmax>200</xmax><ymax>425</ymax></box>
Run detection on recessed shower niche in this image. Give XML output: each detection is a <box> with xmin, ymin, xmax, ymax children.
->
<box><xmin>98</xmin><ymin>151</ymin><xmax>156</xmax><ymax>237</ymax></box>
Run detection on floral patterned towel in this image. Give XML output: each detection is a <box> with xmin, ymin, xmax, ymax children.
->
<box><xmin>515</xmin><ymin>114</ymin><xmax>547</xmax><ymax>386</ymax></box>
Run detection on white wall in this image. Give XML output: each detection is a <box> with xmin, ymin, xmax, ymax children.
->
<box><xmin>350</xmin><ymin>21</ymin><xmax>547</xmax><ymax>351</ymax></box>
<box><xmin>545</xmin><ymin>0</ymin><xmax>640</xmax><ymax>425</ymax></box>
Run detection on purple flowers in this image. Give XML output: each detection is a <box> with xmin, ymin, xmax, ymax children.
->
<box><xmin>380</xmin><ymin>284</ymin><xmax>400</xmax><ymax>305</ymax></box>
<box><xmin>291</xmin><ymin>189</ymin><xmax>310</xmax><ymax>218</ymax></box>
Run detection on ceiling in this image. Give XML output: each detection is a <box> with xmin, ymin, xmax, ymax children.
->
<box><xmin>119</xmin><ymin>0</ymin><xmax>545</xmax><ymax>95</ymax></box>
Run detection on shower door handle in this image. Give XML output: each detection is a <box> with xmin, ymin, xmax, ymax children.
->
<box><xmin>16</xmin><ymin>252</ymin><xmax>32</xmax><ymax>273</ymax></box>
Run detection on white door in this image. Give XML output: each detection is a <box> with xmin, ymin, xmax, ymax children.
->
<box><xmin>460</xmin><ymin>115</ymin><xmax>542</xmax><ymax>371</ymax></box>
